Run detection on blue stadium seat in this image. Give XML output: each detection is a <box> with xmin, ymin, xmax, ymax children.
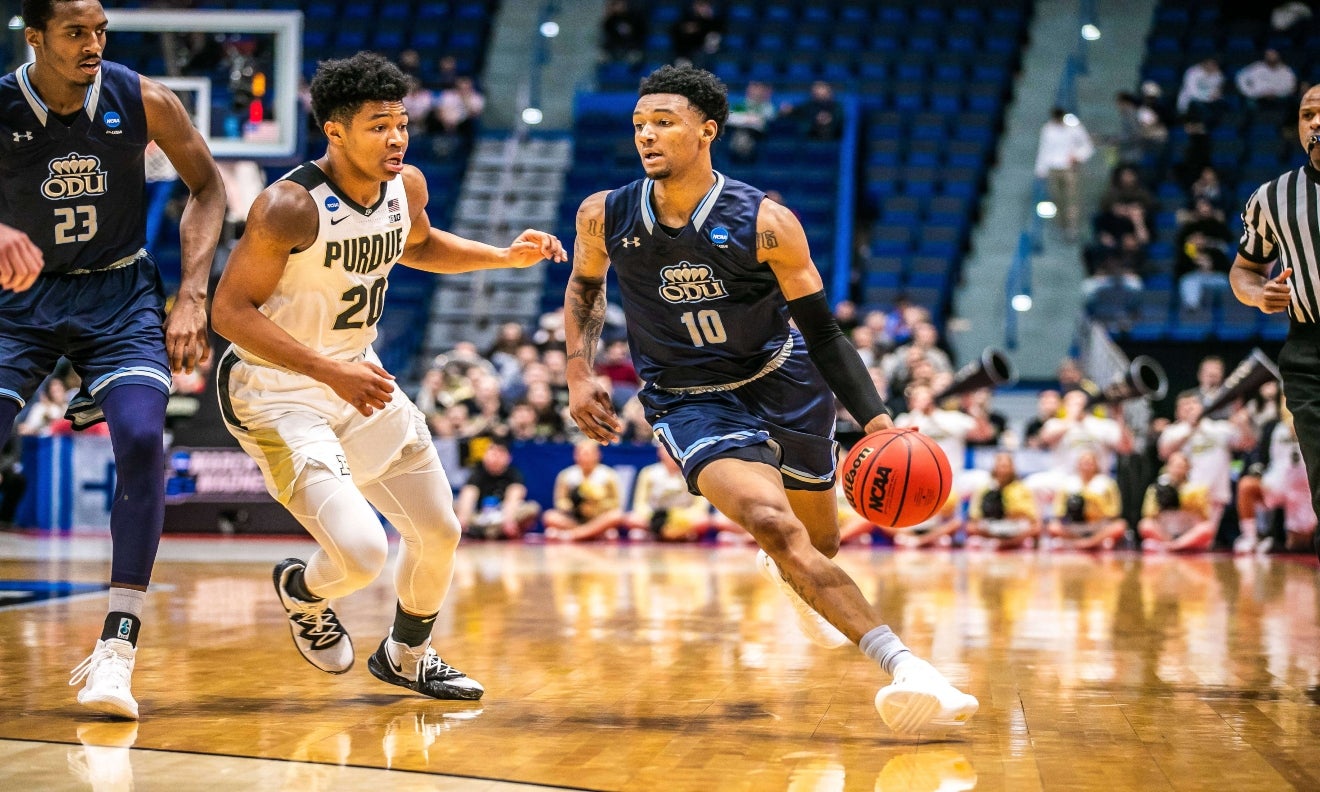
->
<box><xmin>871</xmin><ymin>227</ymin><xmax>914</xmax><ymax>256</ymax></box>
<box><xmin>882</xmin><ymin>196</ymin><xmax>923</xmax><ymax>225</ymax></box>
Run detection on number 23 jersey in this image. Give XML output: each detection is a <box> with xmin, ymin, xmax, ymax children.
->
<box><xmin>0</xmin><ymin>61</ymin><xmax>147</xmax><ymax>274</ymax></box>
<box><xmin>236</xmin><ymin>162</ymin><xmax>411</xmax><ymax>366</ymax></box>
<box><xmin>604</xmin><ymin>172</ymin><xmax>796</xmax><ymax>391</ymax></box>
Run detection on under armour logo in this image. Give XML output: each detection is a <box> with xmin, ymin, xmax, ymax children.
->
<box><xmin>621</xmin><ymin>237</ymin><xmax>641</xmax><ymax>248</ymax></box>
<box><xmin>12</xmin><ymin>131</ymin><xmax>32</xmax><ymax>142</ymax></box>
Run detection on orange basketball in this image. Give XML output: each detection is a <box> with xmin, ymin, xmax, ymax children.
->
<box><xmin>840</xmin><ymin>428</ymin><xmax>953</xmax><ymax>528</ymax></box>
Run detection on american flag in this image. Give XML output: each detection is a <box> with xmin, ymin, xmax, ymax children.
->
<box><xmin>388</xmin><ymin>198</ymin><xmax>400</xmax><ymax>213</ymax></box>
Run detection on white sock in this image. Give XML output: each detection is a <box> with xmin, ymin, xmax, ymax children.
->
<box><xmin>1239</xmin><ymin>518</ymin><xmax>1257</xmax><ymax>541</ymax></box>
<box><xmin>107</xmin><ymin>587</ymin><xmax>145</xmax><ymax>619</ymax></box>
<box><xmin>860</xmin><ymin>625</ymin><xmax>914</xmax><ymax>676</ymax></box>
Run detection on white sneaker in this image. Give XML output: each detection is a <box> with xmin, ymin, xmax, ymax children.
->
<box><xmin>70</xmin><ymin>639</ymin><xmax>139</xmax><ymax>720</ymax></box>
<box><xmin>755</xmin><ymin>549</ymin><xmax>849</xmax><ymax>649</ymax></box>
<box><xmin>274</xmin><ymin>558</ymin><xmax>354</xmax><ymax>674</ymax></box>
<box><xmin>1233</xmin><ymin>533</ymin><xmax>1258</xmax><ymax>555</ymax></box>
<box><xmin>874</xmin><ymin>657</ymin><xmax>979</xmax><ymax>735</ymax></box>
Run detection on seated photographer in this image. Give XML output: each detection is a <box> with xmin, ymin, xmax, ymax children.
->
<box><xmin>1137</xmin><ymin>451</ymin><xmax>1215</xmax><ymax>553</ymax></box>
<box><xmin>543</xmin><ymin>440</ymin><xmax>626</xmax><ymax>541</ymax></box>
<box><xmin>1045</xmin><ymin>451</ymin><xmax>1128</xmax><ymax>551</ymax></box>
<box><xmin>966</xmin><ymin>452</ymin><xmax>1041</xmax><ymax>550</ymax></box>
<box><xmin>627</xmin><ymin>445</ymin><xmax>714</xmax><ymax>541</ymax></box>
<box><xmin>453</xmin><ymin>439</ymin><xmax>541</xmax><ymax>540</ymax></box>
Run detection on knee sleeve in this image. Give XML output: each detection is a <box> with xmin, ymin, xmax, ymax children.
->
<box><xmin>362</xmin><ymin>453</ymin><xmax>460</xmax><ymax>614</ymax></box>
<box><xmin>286</xmin><ymin>472</ymin><xmax>388</xmax><ymax>600</ymax></box>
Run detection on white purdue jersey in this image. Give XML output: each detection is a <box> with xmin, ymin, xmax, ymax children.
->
<box><xmin>235</xmin><ymin>162</ymin><xmax>411</xmax><ymax>365</ymax></box>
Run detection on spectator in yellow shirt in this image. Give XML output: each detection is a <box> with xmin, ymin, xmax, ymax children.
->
<box><xmin>1137</xmin><ymin>451</ymin><xmax>1215</xmax><ymax>552</ymax></box>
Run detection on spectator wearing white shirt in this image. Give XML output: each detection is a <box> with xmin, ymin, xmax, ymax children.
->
<box><xmin>1025</xmin><ymin>387</ymin><xmax>1132</xmax><ymax>519</ymax></box>
<box><xmin>1157</xmin><ymin>391</ymin><xmax>1257</xmax><ymax>541</ymax></box>
<box><xmin>1034</xmin><ymin>107</ymin><xmax>1095</xmax><ymax>240</ymax></box>
<box><xmin>895</xmin><ymin>383</ymin><xmax>985</xmax><ymax>497</ymax></box>
<box><xmin>1177</xmin><ymin>58</ymin><xmax>1226</xmax><ymax>125</ymax></box>
<box><xmin>1236</xmin><ymin>49</ymin><xmax>1297</xmax><ymax>128</ymax></box>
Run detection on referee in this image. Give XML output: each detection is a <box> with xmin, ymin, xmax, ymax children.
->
<box><xmin>1231</xmin><ymin>82</ymin><xmax>1320</xmax><ymax>562</ymax></box>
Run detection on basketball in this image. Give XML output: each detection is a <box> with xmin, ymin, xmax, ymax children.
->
<box><xmin>840</xmin><ymin>428</ymin><xmax>953</xmax><ymax>528</ymax></box>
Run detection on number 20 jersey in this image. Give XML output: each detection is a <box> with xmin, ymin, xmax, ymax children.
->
<box><xmin>0</xmin><ymin>61</ymin><xmax>147</xmax><ymax>274</ymax></box>
<box><xmin>235</xmin><ymin>163</ymin><xmax>411</xmax><ymax>367</ymax></box>
<box><xmin>604</xmin><ymin>172</ymin><xmax>795</xmax><ymax>391</ymax></box>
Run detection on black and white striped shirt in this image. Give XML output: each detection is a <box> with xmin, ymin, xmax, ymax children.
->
<box><xmin>1240</xmin><ymin>164</ymin><xmax>1320</xmax><ymax>322</ymax></box>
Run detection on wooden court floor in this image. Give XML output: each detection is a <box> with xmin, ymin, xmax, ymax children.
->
<box><xmin>1</xmin><ymin>535</ymin><xmax>1318</xmax><ymax>791</ymax></box>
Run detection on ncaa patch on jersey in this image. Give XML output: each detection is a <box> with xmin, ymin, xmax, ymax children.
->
<box><xmin>324</xmin><ymin>195</ymin><xmax>341</xmax><ymax>212</ymax></box>
<box><xmin>102</xmin><ymin>111</ymin><xmax>121</xmax><ymax>129</ymax></box>
<box><xmin>709</xmin><ymin>226</ymin><xmax>730</xmax><ymax>246</ymax></box>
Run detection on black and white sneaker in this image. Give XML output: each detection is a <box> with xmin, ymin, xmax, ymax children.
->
<box><xmin>368</xmin><ymin>638</ymin><xmax>484</xmax><ymax>700</ymax></box>
<box><xmin>273</xmin><ymin>558</ymin><xmax>354</xmax><ymax>674</ymax></box>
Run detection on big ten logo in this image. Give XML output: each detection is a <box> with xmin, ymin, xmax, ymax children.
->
<box><xmin>658</xmin><ymin>261</ymin><xmax>728</xmax><ymax>303</ymax></box>
<box><xmin>42</xmin><ymin>153</ymin><xmax>107</xmax><ymax>199</ymax></box>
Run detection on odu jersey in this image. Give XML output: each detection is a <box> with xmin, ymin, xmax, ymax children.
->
<box><xmin>604</xmin><ymin>172</ymin><xmax>797</xmax><ymax>390</ymax></box>
<box><xmin>233</xmin><ymin>163</ymin><xmax>411</xmax><ymax>366</ymax></box>
<box><xmin>0</xmin><ymin>61</ymin><xmax>148</xmax><ymax>274</ymax></box>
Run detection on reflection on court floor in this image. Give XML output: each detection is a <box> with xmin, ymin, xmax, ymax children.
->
<box><xmin>0</xmin><ymin>537</ymin><xmax>1316</xmax><ymax>791</ymax></box>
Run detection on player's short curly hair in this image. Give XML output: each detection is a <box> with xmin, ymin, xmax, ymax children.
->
<box><xmin>22</xmin><ymin>0</ymin><xmax>82</xmax><ymax>32</ymax></box>
<box><xmin>309</xmin><ymin>51</ymin><xmax>409</xmax><ymax>127</ymax></box>
<box><xmin>638</xmin><ymin>65</ymin><xmax>729</xmax><ymax>140</ymax></box>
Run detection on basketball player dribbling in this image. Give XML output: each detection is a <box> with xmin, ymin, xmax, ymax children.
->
<box><xmin>0</xmin><ymin>0</ymin><xmax>226</xmax><ymax>719</ymax></box>
<box><xmin>211</xmin><ymin>52</ymin><xmax>565</xmax><ymax>700</ymax></box>
<box><xmin>564</xmin><ymin>65</ymin><xmax>978</xmax><ymax>734</ymax></box>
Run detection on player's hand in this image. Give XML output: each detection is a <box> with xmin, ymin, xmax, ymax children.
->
<box><xmin>863</xmin><ymin>413</ymin><xmax>895</xmax><ymax>434</ymax></box>
<box><xmin>163</xmin><ymin>294</ymin><xmax>212</xmax><ymax>374</ymax></box>
<box><xmin>1258</xmin><ymin>267</ymin><xmax>1293</xmax><ymax>313</ymax></box>
<box><xmin>505</xmin><ymin>229</ymin><xmax>567</xmax><ymax>268</ymax></box>
<box><xmin>568</xmin><ymin>377</ymin><xmax>622</xmax><ymax>444</ymax></box>
<box><xmin>0</xmin><ymin>224</ymin><xmax>44</xmax><ymax>293</ymax></box>
<box><xmin>327</xmin><ymin>359</ymin><xmax>396</xmax><ymax>417</ymax></box>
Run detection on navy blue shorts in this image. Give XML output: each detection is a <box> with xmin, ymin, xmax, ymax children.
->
<box><xmin>641</xmin><ymin>348</ymin><xmax>838</xmax><ymax>495</ymax></box>
<box><xmin>0</xmin><ymin>254</ymin><xmax>170</xmax><ymax>428</ymax></box>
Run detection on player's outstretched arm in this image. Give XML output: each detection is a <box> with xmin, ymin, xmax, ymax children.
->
<box><xmin>397</xmin><ymin>167</ymin><xmax>565</xmax><ymax>273</ymax></box>
<box><xmin>759</xmin><ymin>198</ymin><xmax>893</xmax><ymax>434</ymax></box>
<box><xmin>565</xmin><ymin>191</ymin><xmax>621</xmax><ymax>444</ymax></box>
<box><xmin>211</xmin><ymin>184</ymin><xmax>395</xmax><ymax>418</ymax></box>
<box><xmin>143</xmin><ymin>76</ymin><xmax>226</xmax><ymax>374</ymax></box>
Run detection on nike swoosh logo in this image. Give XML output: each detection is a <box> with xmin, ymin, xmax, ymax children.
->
<box><xmin>330</xmin><ymin>215</ymin><xmax>349</xmax><ymax>225</ymax></box>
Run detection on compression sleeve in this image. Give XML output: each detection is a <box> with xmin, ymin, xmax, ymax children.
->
<box><xmin>785</xmin><ymin>290</ymin><xmax>891</xmax><ymax>427</ymax></box>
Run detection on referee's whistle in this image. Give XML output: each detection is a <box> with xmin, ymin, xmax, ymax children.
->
<box><xmin>1309</xmin><ymin>134</ymin><xmax>1320</xmax><ymax>151</ymax></box>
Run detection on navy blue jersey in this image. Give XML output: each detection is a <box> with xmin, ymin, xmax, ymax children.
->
<box><xmin>0</xmin><ymin>61</ymin><xmax>149</xmax><ymax>274</ymax></box>
<box><xmin>605</xmin><ymin>172</ymin><xmax>797</xmax><ymax>390</ymax></box>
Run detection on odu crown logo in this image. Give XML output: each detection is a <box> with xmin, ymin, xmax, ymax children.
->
<box><xmin>658</xmin><ymin>261</ymin><xmax>728</xmax><ymax>304</ymax></box>
<box><xmin>42</xmin><ymin>153</ymin><xmax>107</xmax><ymax>200</ymax></box>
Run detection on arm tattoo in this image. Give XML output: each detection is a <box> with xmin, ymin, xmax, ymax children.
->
<box><xmin>566</xmin><ymin>274</ymin><xmax>607</xmax><ymax>366</ymax></box>
<box><xmin>583</xmin><ymin>218</ymin><xmax>605</xmax><ymax>239</ymax></box>
<box><xmin>757</xmin><ymin>230</ymin><xmax>779</xmax><ymax>250</ymax></box>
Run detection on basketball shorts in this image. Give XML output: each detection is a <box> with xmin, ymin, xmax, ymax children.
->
<box><xmin>217</xmin><ymin>346</ymin><xmax>437</xmax><ymax>504</ymax></box>
<box><xmin>641</xmin><ymin>348</ymin><xmax>837</xmax><ymax>495</ymax></box>
<box><xmin>0</xmin><ymin>252</ymin><xmax>170</xmax><ymax>428</ymax></box>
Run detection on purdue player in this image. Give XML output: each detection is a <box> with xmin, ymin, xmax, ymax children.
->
<box><xmin>211</xmin><ymin>53</ymin><xmax>564</xmax><ymax>700</ymax></box>
<box><xmin>564</xmin><ymin>65</ymin><xmax>977</xmax><ymax>735</ymax></box>
<box><xmin>0</xmin><ymin>0</ymin><xmax>225</xmax><ymax>719</ymax></box>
